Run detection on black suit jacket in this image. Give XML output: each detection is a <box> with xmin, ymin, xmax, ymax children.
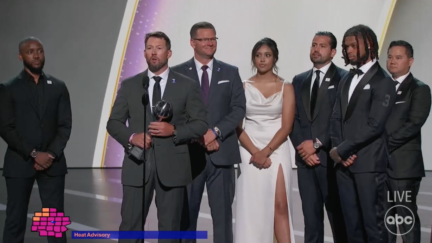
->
<box><xmin>106</xmin><ymin>68</ymin><xmax>208</xmax><ymax>187</ymax></box>
<box><xmin>0</xmin><ymin>70</ymin><xmax>72</xmax><ymax>178</ymax></box>
<box><xmin>171</xmin><ymin>58</ymin><xmax>246</xmax><ymax>169</ymax></box>
<box><xmin>290</xmin><ymin>63</ymin><xmax>348</xmax><ymax>167</ymax></box>
<box><xmin>330</xmin><ymin>62</ymin><xmax>396</xmax><ymax>173</ymax></box>
<box><xmin>385</xmin><ymin>73</ymin><xmax>431</xmax><ymax>179</ymax></box>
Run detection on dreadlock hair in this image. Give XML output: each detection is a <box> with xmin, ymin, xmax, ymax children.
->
<box><xmin>341</xmin><ymin>24</ymin><xmax>379</xmax><ymax>67</ymax></box>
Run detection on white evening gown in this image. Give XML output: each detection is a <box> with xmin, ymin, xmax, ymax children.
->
<box><xmin>235</xmin><ymin>80</ymin><xmax>295</xmax><ymax>243</ymax></box>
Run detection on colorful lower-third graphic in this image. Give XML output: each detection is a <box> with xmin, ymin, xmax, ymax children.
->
<box><xmin>31</xmin><ymin>208</ymin><xmax>71</xmax><ymax>238</ymax></box>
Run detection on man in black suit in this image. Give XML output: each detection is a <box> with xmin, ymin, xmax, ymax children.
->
<box><xmin>290</xmin><ymin>31</ymin><xmax>348</xmax><ymax>243</ymax></box>
<box><xmin>330</xmin><ymin>24</ymin><xmax>396</xmax><ymax>243</ymax></box>
<box><xmin>171</xmin><ymin>22</ymin><xmax>246</xmax><ymax>243</ymax></box>
<box><xmin>384</xmin><ymin>40</ymin><xmax>431</xmax><ymax>243</ymax></box>
<box><xmin>0</xmin><ymin>37</ymin><xmax>72</xmax><ymax>243</ymax></box>
<box><xmin>107</xmin><ymin>31</ymin><xmax>208</xmax><ymax>243</ymax></box>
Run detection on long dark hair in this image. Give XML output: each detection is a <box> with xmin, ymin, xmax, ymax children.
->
<box><xmin>341</xmin><ymin>24</ymin><xmax>379</xmax><ymax>67</ymax></box>
<box><xmin>251</xmin><ymin>37</ymin><xmax>279</xmax><ymax>74</ymax></box>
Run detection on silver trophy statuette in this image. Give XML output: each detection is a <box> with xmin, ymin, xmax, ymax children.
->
<box><xmin>152</xmin><ymin>100</ymin><xmax>173</xmax><ymax>121</ymax></box>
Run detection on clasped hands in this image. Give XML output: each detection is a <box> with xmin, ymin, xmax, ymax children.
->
<box><xmin>33</xmin><ymin>152</ymin><xmax>55</xmax><ymax>171</ymax></box>
<box><xmin>250</xmin><ymin>147</ymin><xmax>272</xmax><ymax>169</ymax></box>
<box><xmin>130</xmin><ymin>121</ymin><xmax>175</xmax><ymax>149</ymax></box>
<box><xmin>330</xmin><ymin>147</ymin><xmax>357</xmax><ymax>167</ymax></box>
<box><xmin>297</xmin><ymin>140</ymin><xmax>320</xmax><ymax>166</ymax></box>
<box><xmin>192</xmin><ymin>129</ymin><xmax>220</xmax><ymax>152</ymax></box>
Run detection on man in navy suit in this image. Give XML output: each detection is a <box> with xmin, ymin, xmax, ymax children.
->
<box><xmin>172</xmin><ymin>21</ymin><xmax>246</xmax><ymax>243</ymax></box>
<box><xmin>290</xmin><ymin>31</ymin><xmax>348</xmax><ymax>243</ymax></box>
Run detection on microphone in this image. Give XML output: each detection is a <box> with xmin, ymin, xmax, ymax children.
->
<box><xmin>142</xmin><ymin>75</ymin><xmax>150</xmax><ymax>106</ymax></box>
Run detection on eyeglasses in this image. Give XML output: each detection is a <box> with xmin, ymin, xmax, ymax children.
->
<box><xmin>193</xmin><ymin>37</ymin><xmax>218</xmax><ymax>42</ymax></box>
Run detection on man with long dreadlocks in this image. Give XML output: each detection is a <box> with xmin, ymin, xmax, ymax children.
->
<box><xmin>329</xmin><ymin>24</ymin><xmax>397</xmax><ymax>243</ymax></box>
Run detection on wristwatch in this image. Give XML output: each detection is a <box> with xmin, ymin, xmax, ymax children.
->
<box><xmin>172</xmin><ymin>125</ymin><xmax>177</xmax><ymax>142</ymax></box>
<box><xmin>313</xmin><ymin>138</ymin><xmax>321</xmax><ymax>149</ymax></box>
<box><xmin>213</xmin><ymin>127</ymin><xmax>221</xmax><ymax>138</ymax></box>
<box><xmin>31</xmin><ymin>149</ymin><xmax>38</xmax><ymax>158</ymax></box>
<box><xmin>172</xmin><ymin>125</ymin><xmax>177</xmax><ymax>136</ymax></box>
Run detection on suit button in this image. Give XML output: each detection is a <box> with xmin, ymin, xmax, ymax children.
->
<box><xmin>41</xmin><ymin>125</ymin><xmax>44</xmax><ymax>128</ymax></box>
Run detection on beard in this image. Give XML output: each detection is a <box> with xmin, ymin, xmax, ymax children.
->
<box><xmin>147</xmin><ymin>58</ymin><xmax>168</xmax><ymax>73</ymax></box>
<box><xmin>23</xmin><ymin>59</ymin><xmax>44</xmax><ymax>74</ymax></box>
<box><xmin>349</xmin><ymin>52</ymin><xmax>369</xmax><ymax>66</ymax></box>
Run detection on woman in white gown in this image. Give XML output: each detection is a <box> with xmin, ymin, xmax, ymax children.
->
<box><xmin>235</xmin><ymin>38</ymin><xmax>296</xmax><ymax>243</ymax></box>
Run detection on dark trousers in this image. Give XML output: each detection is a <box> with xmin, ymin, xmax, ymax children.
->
<box><xmin>3</xmin><ymin>172</ymin><xmax>66</xmax><ymax>243</ymax></box>
<box><xmin>184</xmin><ymin>158</ymin><xmax>235</xmax><ymax>243</ymax></box>
<box><xmin>298</xmin><ymin>164</ymin><xmax>347</xmax><ymax>243</ymax></box>
<box><xmin>119</xmin><ymin>159</ymin><xmax>187</xmax><ymax>243</ymax></box>
<box><xmin>336</xmin><ymin>166</ymin><xmax>388</xmax><ymax>243</ymax></box>
<box><xmin>386</xmin><ymin>177</ymin><xmax>422</xmax><ymax>243</ymax></box>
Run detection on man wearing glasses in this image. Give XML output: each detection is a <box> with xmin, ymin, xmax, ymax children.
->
<box><xmin>172</xmin><ymin>21</ymin><xmax>246</xmax><ymax>243</ymax></box>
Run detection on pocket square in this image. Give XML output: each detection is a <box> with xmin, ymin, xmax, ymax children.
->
<box><xmin>364</xmin><ymin>84</ymin><xmax>371</xmax><ymax>90</ymax></box>
<box><xmin>395</xmin><ymin>101</ymin><xmax>405</xmax><ymax>104</ymax></box>
<box><xmin>328</xmin><ymin>85</ymin><xmax>334</xmax><ymax>89</ymax></box>
<box><xmin>218</xmin><ymin>80</ymin><xmax>229</xmax><ymax>84</ymax></box>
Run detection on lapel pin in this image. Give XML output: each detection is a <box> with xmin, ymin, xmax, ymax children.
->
<box><xmin>325</xmin><ymin>78</ymin><xmax>330</xmax><ymax>82</ymax></box>
<box><xmin>397</xmin><ymin>91</ymin><xmax>402</xmax><ymax>95</ymax></box>
<box><xmin>47</xmin><ymin>80</ymin><xmax>52</xmax><ymax>84</ymax></box>
<box><xmin>172</xmin><ymin>79</ymin><xmax>176</xmax><ymax>83</ymax></box>
<box><xmin>217</xmin><ymin>67</ymin><xmax>221</xmax><ymax>72</ymax></box>
<box><xmin>189</xmin><ymin>67</ymin><xmax>192</xmax><ymax>70</ymax></box>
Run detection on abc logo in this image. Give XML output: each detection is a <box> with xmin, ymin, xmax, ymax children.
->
<box><xmin>384</xmin><ymin>205</ymin><xmax>415</xmax><ymax>236</ymax></box>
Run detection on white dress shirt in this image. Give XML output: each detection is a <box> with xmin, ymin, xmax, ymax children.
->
<box><xmin>310</xmin><ymin>62</ymin><xmax>332</xmax><ymax>96</ymax></box>
<box><xmin>148</xmin><ymin>68</ymin><xmax>169</xmax><ymax>110</ymax></box>
<box><xmin>194</xmin><ymin>58</ymin><xmax>213</xmax><ymax>86</ymax></box>
<box><xmin>393</xmin><ymin>71</ymin><xmax>411</xmax><ymax>91</ymax></box>
<box><xmin>348</xmin><ymin>59</ymin><xmax>377</xmax><ymax>102</ymax></box>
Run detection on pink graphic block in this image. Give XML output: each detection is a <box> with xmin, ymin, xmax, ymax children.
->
<box><xmin>54</xmin><ymin>226</ymin><xmax>61</xmax><ymax>232</ymax></box>
<box><xmin>31</xmin><ymin>208</ymin><xmax>70</xmax><ymax>238</ymax></box>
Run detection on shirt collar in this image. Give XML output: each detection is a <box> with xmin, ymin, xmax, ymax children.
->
<box><xmin>393</xmin><ymin>71</ymin><xmax>411</xmax><ymax>84</ymax></box>
<box><xmin>20</xmin><ymin>69</ymin><xmax>46</xmax><ymax>82</ymax></box>
<box><xmin>148</xmin><ymin>67</ymin><xmax>169</xmax><ymax>82</ymax></box>
<box><xmin>313</xmin><ymin>62</ymin><xmax>332</xmax><ymax>75</ymax></box>
<box><xmin>194</xmin><ymin>57</ymin><xmax>214</xmax><ymax>71</ymax></box>
<box><xmin>358</xmin><ymin>58</ymin><xmax>377</xmax><ymax>74</ymax></box>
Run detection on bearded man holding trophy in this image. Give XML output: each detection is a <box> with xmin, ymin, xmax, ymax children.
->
<box><xmin>107</xmin><ymin>31</ymin><xmax>208</xmax><ymax>243</ymax></box>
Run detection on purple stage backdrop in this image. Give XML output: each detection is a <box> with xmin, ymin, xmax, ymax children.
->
<box><xmin>103</xmin><ymin>0</ymin><xmax>160</xmax><ymax>167</ymax></box>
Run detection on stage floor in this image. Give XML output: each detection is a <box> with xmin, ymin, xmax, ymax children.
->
<box><xmin>0</xmin><ymin>168</ymin><xmax>431</xmax><ymax>243</ymax></box>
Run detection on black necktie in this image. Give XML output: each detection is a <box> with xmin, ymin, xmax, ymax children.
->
<box><xmin>350</xmin><ymin>68</ymin><xmax>364</xmax><ymax>76</ymax></box>
<box><xmin>310</xmin><ymin>70</ymin><xmax>320</xmax><ymax>116</ymax></box>
<box><xmin>152</xmin><ymin>76</ymin><xmax>162</xmax><ymax>107</ymax></box>
<box><xmin>394</xmin><ymin>80</ymin><xmax>399</xmax><ymax>90</ymax></box>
